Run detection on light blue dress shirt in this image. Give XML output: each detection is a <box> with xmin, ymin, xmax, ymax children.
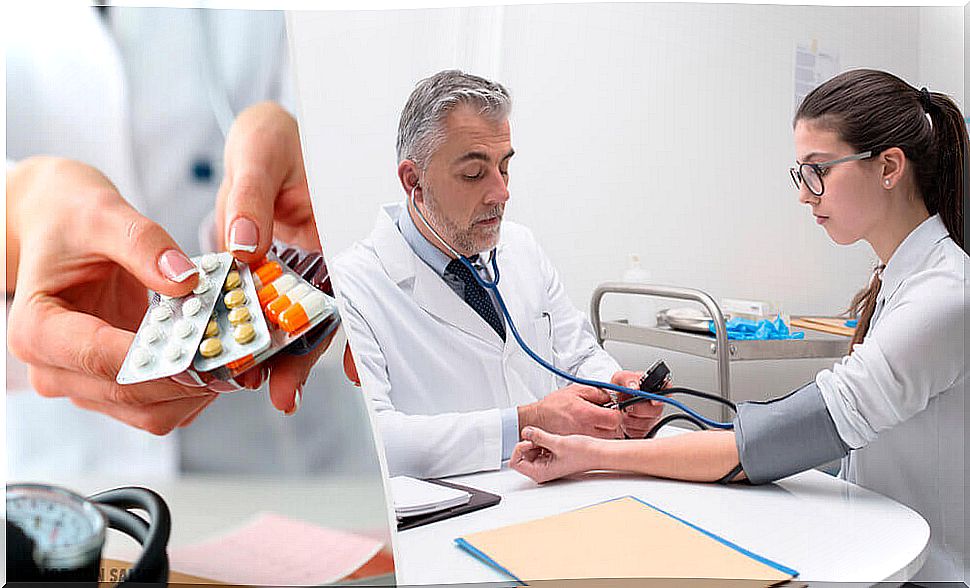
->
<box><xmin>397</xmin><ymin>206</ymin><xmax>520</xmax><ymax>461</ymax></box>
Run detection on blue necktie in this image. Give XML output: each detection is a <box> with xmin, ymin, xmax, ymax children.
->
<box><xmin>445</xmin><ymin>257</ymin><xmax>506</xmax><ymax>341</ymax></box>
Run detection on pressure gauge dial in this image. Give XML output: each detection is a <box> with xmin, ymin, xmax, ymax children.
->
<box><xmin>7</xmin><ymin>483</ymin><xmax>107</xmax><ymax>573</ymax></box>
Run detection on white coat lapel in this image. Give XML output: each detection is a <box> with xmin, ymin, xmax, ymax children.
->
<box><xmin>490</xmin><ymin>239</ymin><xmax>525</xmax><ymax>360</ymax></box>
<box><xmin>371</xmin><ymin>204</ymin><xmax>504</xmax><ymax>348</ymax></box>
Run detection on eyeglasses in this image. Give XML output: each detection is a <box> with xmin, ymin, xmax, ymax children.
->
<box><xmin>789</xmin><ymin>151</ymin><xmax>874</xmax><ymax>196</ymax></box>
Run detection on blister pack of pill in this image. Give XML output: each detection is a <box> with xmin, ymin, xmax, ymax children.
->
<box><xmin>269</xmin><ymin>242</ymin><xmax>338</xmax><ymax>356</ymax></box>
<box><xmin>219</xmin><ymin>253</ymin><xmax>338</xmax><ymax>378</ymax></box>
<box><xmin>192</xmin><ymin>262</ymin><xmax>272</xmax><ymax>373</ymax></box>
<box><xmin>116</xmin><ymin>252</ymin><xmax>234</xmax><ymax>385</ymax></box>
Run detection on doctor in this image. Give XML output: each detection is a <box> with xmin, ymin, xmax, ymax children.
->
<box><xmin>6</xmin><ymin>6</ymin><xmax>331</xmax><ymax>478</ymax></box>
<box><xmin>512</xmin><ymin>69</ymin><xmax>967</xmax><ymax>583</ymax></box>
<box><xmin>332</xmin><ymin>70</ymin><xmax>661</xmax><ymax>479</ymax></box>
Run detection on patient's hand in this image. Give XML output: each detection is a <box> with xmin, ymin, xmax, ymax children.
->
<box><xmin>611</xmin><ymin>370</ymin><xmax>664</xmax><ymax>438</ymax></box>
<box><xmin>511</xmin><ymin>427</ymin><xmax>601</xmax><ymax>484</ymax></box>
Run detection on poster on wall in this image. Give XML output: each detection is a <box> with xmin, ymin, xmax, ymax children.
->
<box><xmin>794</xmin><ymin>40</ymin><xmax>840</xmax><ymax>112</ymax></box>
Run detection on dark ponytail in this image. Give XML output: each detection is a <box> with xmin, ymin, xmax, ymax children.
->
<box><xmin>926</xmin><ymin>90</ymin><xmax>967</xmax><ymax>250</ymax></box>
<box><xmin>795</xmin><ymin>69</ymin><xmax>968</xmax><ymax>347</ymax></box>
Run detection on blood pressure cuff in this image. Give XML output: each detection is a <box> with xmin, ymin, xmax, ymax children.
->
<box><xmin>734</xmin><ymin>381</ymin><xmax>850</xmax><ymax>484</ymax></box>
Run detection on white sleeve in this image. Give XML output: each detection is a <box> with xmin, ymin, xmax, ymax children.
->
<box><xmin>276</xmin><ymin>30</ymin><xmax>296</xmax><ymax>116</ymax></box>
<box><xmin>536</xmin><ymin>237</ymin><xmax>621</xmax><ymax>382</ymax></box>
<box><xmin>817</xmin><ymin>268</ymin><xmax>966</xmax><ymax>449</ymax></box>
<box><xmin>337</xmin><ymin>292</ymin><xmax>504</xmax><ymax>479</ymax></box>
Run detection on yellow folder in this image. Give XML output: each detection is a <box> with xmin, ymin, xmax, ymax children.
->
<box><xmin>455</xmin><ymin>496</ymin><xmax>797</xmax><ymax>586</ymax></box>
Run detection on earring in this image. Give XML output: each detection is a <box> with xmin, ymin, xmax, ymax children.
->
<box><xmin>884</xmin><ymin>179</ymin><xmax>891</xmax><ymax>188</ymax></box>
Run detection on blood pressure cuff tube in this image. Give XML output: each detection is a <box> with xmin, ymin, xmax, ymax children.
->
<box><xmin>733</xmin><ymin>381</ymin><xmax>850</xmax><ymax>484</ymax></box>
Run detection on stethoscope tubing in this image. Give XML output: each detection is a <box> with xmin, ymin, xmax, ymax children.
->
<box><xmin>409</xmin><ymin>186</ymin><xmax>734</xmax><ymax>430</ymax></box>
<box><xmin>460</xmin><ymin>255</ymin><xmax>734</xmax><ymax>430</ymax></box>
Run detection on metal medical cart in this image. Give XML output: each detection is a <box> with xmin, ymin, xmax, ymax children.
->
<box><xmin>590</xmin><ymin>283</ymin><xmax>852</xmax><ymax>420</ymax></box>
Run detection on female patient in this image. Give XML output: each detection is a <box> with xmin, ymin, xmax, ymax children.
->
<box><xmin>511</xmin><ymin>69</ymin><xmax>967</xmax><ymax>582</ymax></box>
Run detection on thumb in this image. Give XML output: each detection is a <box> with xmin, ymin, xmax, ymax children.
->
<box><xmin>522</xmin><ymin>426</ymin><xmax>556</xmax><ymax>448</ymax></box>
<box><xmin>95</xmin><ymin>205</ymin><xmax>199</xmax><ymax>297</ymax></box>
<box><xmin>220</xmin><ymin>102</ymin><xmax>303</xmax><ymax>263</ymax></box>
<box><xmin>223</xmin><ymin>170</ymin><xmax>277</xmax><ymax>264</ymax></box>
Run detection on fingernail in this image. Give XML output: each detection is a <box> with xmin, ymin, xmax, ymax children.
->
<box><xmin>285</xmin><ymin>385</ymin><xmax>302</xmax><ymax>416</ymax></box>
<box><xmin>158</xmin><ymin>249</ymin><xmax>199</xmax><ymax>282</ymax></box>
<box><xmin>229</xmin><ymin>217</ymin><xmax>259</xmax><ymax>253</ymax></box>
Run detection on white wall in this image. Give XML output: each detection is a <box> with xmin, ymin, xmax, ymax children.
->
<box><xmin>289</xmin><ymin>3</ymin><xmax>959</xmax><ymax>401</ymax></box>
<box><xmin>917</xmin><ymin>6</ymin><xmax>965</xmax><ymax>108</ymax></box>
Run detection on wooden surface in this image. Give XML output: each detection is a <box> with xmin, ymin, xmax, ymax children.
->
<box><xmin>100</xmin><ymin>549</ymin><xmax>394</xmax><ymax>586</ymax></box>
<box><xmin>791</xmin><ymin>317</ymin><xmax>856</xmax><ymax>337</ymax></box>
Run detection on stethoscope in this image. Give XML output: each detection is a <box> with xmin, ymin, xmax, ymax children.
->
<box><xmin>408</xmin><ymin>184</ymin><xmax>734</xmax><ymax>430</ymax></box>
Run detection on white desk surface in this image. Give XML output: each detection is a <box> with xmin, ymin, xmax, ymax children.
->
<box><xmin>395</xmin><ymin>466</ymin><xmax>929</xmax><ymax>586</ymax></box>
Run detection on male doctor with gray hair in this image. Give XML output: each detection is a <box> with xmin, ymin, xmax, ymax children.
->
<box><xmin>333</xmin><ymin>70</ymin><xmax>661</xmax><ymax>478</ymax></box>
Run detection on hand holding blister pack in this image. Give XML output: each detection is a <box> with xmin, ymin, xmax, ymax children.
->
<box><xmin>117</xmin><ymin>244</ymin><xmax>339</xmax><ymax>391</ymax></box>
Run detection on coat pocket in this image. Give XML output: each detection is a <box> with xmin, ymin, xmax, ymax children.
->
<box><xmin>531</xmin><ymin>311</ymin><xmax>555</xmax><ymax>368</ymax></box>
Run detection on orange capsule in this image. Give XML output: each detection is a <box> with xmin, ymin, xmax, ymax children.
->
<box><xmin>265</xmin><ymin>283</ymin><xmax>313</xmax><ymax>324</ymax></box>
<box><xmin>253</xmin><ymin>262</ymin><xmax>283</xmax><ymax>290</ymax></box>
<box><xmin>226</xmin><ymin>355</ymin><xmax>255</xmax><ymax>371</ymax></box>
<box><xmin>279</xmin><ymin>291</ymin><xmax>331</xmax><ymax>333</ymax></box>
<box><xmin>257</xmin><ymin>274</ymin><xmax>298</xmax><ymax>307</ymax></box>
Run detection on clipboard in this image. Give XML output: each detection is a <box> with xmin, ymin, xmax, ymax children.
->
<box><xmin>397</xmin><ymin>479</ymin><xmax>501</xmax><ymax>531</ymax></box>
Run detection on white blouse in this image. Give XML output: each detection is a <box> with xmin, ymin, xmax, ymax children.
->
<box><xmin>816</xmin><ymin>214</ymin><xmax>967</xmax><ymax>582</ymax></box>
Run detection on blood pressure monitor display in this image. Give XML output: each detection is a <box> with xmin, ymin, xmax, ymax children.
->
<box><xmin>7</xmin><ymin>483</ymin><xmax>171</xmax><ymax>583</ymax></box>
<box><xmin>7</xmin><ymin>484</ymin><xmax>107</xmax><ymax>572</ymax></box>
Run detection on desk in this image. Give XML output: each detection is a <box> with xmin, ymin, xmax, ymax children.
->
<box><xmin>395</xmin><ymin>467</ymin><xmax>928</xmax><ymax>586</ymax></box>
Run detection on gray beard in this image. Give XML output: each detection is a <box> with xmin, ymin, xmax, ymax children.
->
<box><xmin>423</xmin><ymin>188</ymin><xmax>502</xmax><ymax>256</ymax></box>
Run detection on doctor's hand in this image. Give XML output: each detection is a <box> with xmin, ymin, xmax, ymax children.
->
<box><xmin>511</xmin><ymin>427</ymin><xmax>605</xmax><ymax>484</ymax></box>
<box><xmin>6</xmin><ymin>156</ymin><xmax>218</xmax><ymax>434</ymax></box>
<box><xmin>214</xmin><ymin>101</ymin><xmax>327</xmax><ymax>414</ymax></box>
<box><xmin>517</xmin><ymin>384</ymin><xmax>623</xmax><ymax>439</ymax></box>
<box><xmin>611</xmin><ymin>370</ymin><xmax>664</xmax><ymax>439</ymax></box>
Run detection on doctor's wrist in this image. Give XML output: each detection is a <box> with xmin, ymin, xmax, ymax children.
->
<box><xmin>516</xmin><ymin>403</ymin><xmax>542</xmax><ymax>437</ymax></box>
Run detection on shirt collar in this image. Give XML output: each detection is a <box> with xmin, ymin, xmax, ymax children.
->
<box><xmin>397</xmin><ymin>203</ymin><xmax>453</xmax><ymax>277</ymax></box>
<box><xmin>879</xmin><ymin>214</ymin><xmax>950</xmax><ymax>302</ymax></box>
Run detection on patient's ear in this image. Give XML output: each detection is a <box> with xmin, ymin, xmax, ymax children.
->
<box><xmin>879</xmin><ymin>147</ymin><xmax>906</xmax><ymax>190</ymax></box>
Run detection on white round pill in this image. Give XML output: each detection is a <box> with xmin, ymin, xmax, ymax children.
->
<box><xmin>182</xmin><ymin>297</ymin><xmax>203</xmax><ymax>317</ymax></box>
<box><xmin>174</xmin><ymin>319</ymin><xmax>195</xmax><ymax>339</ymax></box>
<box><xmin>164</xmin><ymin>345</ymin><xmax>183</xmax><ymax>362</ymax></box>
<box><xmin>132</xmin><ymin>348</ymin><xmax>152</xmax><ymax>367</ymax></box>
<box><xmin>151</xmin><ymin>305</ymin><xmax>173</xmax><ymax>322</ymax></box>
<box><xmin>192</xmin><ymin>278</ymin><xmax>210</xmax><ymax>295</ymax></box>
<box><xmin>200</xmin><ymin>254</ymin><xmax>221</xmax><ymax>273</ymax></box>
<box><xmin>144</xmin><ymin>326</ymin><xmax>164</xmax><ymax>344</ymax></box>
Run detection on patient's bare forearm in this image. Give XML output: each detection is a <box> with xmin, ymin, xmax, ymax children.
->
<box><xmin>596</xmin><ymin>430</ymin><xmax>745</xmax><ymax>482</ymax></box>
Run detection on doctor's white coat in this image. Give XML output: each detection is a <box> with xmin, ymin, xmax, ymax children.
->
<box><xmin>332</xmin><ymin>203</ymin><xmax>621</xmax><ymax>478</ymax></box>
